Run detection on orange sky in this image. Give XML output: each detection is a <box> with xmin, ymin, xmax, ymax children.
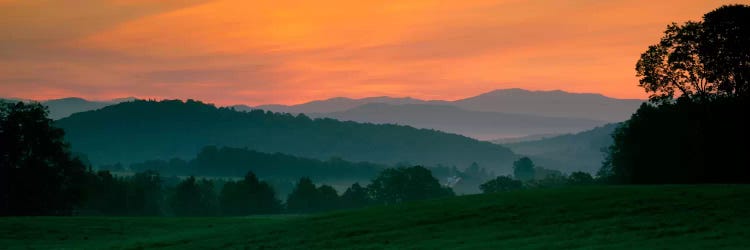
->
<box><xmin>0</xmin><ymin>0</ymin><xmax>743</xmax><ymax>105</ymax></box>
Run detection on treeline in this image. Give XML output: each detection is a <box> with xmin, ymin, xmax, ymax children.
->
<box><xmin>106</xmin><ymin>146</ymin><xmax>386</xmax><ymax>180</ymax></box>
<box><xmin>79</xmin><ymin>165</ymin><xmax>452</xmax><ymax>216</ymax></box>
<box><xmin>0</xmin><ymin>100</ymin><xmax>494</xmax><ymax>216</ymax></box>
<box><xmin>105</xmin><ymin>147</ymin><xmax>495</xmax><ymax>195</ymax></box>
<box><xmin>479</xmin><ymin>157</ymin><xmax>599</xmax><ymax>193</ymax></box>
<box><xmin>599</xmin><ymin>4</ymin><xmax>750</xmax><ymax>184</ymax></box>
<box><xmin>601</xmin><ymin>97</ymin><xmax>749</xmax><ymax>184</ymax></box>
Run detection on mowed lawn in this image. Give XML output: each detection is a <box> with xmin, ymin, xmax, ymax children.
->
<box><xmin>2</xmin><ymin>185</ymin><xmax>749</xmax><ymax>249</ymax></box>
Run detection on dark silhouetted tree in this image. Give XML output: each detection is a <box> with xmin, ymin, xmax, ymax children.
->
<box><xmin>602</xmin><ymin>98</ymin><xmax>749</xmax><ymax>184</ymax></box>
<box><xmin>316</xmin><ymin>185</ymin><xmax>340</xmax><ymax>211</ymax></box>
<box><xmin>0</xmin><ymin>101</ymin><xmax>89</xmax><ymax>216</ymax></box>
<box><xmin>340</xmin><ymin>183</ymin><xmax>371</xmax><ymax>209</ymax></box>
<box><xmin>534</xmin><ymin>167</ymin><xmax>562</xmax><ymax>180</ymax></box>
<box><xmin>636</xmin><ymin>4</ymin><xmax>750</xmax><ymax>102</ymax></box>
<box><xmin>285</xmin><ymin>177</ymin><xmax>344</xmax><ymax>213</ymax></box>
<box><xmin>169</xmin><ymin>176</ymin><xmax>218</xmax><ymax>216</ymax></box>
<box><xmin>82</xmin><ymin>170</ymin><xmax>127</xmax><ymax>215</ymax></box>
<box><xmin>128</xmin><ymin>170</ymin><xmax>164</xmax><ymax>215</ymax></box>
<box><xmin>286</xmin><ymin>177</ymin><xmax>319</xmax><ymax>213</ymax></box>
<box><xmin>479</xmin><ymin>176</ymin><xmax>522</xmax><ymax>193</ymax></box>
<box><xmin>82</xmin><ymin>170</ymin><xmax>164</xmax><ymax>216</ymax></box>
<box><xmin>567</xmin><ymin>172</ymin><xmax>595</xmax><ymax>185</ymax></box>
<box><xmin>513</xmin><ymin>157</ymin><xmax>536</xmax><ymax>182</ymax></box>
<box><xmin>604</xmin><ymin>5</ymin><xmax>750</xmax><ymax>184</ymax></box>
<box><xmin>368</xmin><ymin>166</ymin><xmax>453</xmax><ymax>205</ymax></box>
<box><xmin>219</xmin><ymin>172</ymin><xmax>281</xmax><ymax>216</ymax></box>
<box><xmin>700</xmin><ymin>5</ymin><xmax>750</xmax><ymax>96</ymax></box>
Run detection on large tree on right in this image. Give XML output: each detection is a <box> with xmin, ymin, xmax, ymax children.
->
<box><xmin>603</xmin><ymin>5</ymin><xmax>750</xmax><ymax>184</ymax></box>
<box><xmin>635</xmin><ymin>4</ymin><xmax>749</xmax><ymax>102</ymax></box>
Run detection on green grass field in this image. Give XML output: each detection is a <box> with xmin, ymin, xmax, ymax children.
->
<box><xmin>2</xmin><ymin>185</ymin><xmax>749</xmax><ymax>249</ymax></box>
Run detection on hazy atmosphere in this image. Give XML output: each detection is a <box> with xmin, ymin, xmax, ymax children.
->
<box><xmin>1</xmin><ymin>1</ymin><xmax>749</xmax><ymax>249</ymax></box>
<box><xmin>1</xmin><ymin>0</ymin><xmax>738</xmax><ymax>105</ymax></box>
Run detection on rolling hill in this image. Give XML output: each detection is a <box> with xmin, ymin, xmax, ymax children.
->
<box><xmin>500</xmin><ymin>123</ymin><xmax>620</xmax><ymax>174</ymax></box>
<box><xmin>2</xmin><ymin>97</ymin><xmax>134</xmax><ymax>120</ymax></box>
<box><xmin>127</xmin><ymin>146</ymin><xmax>386</xmax><ymax>181</ymax></box>
<box><xmin>246</xmin><ymin>88</ymin><xmax>643</xmax><ymax>123</ymax></box>
<box><xmin>315</xmin><ymin>103</ymin><xmax>607</xmax><ymax>140</ymax></box>
<box><xmin>451</xmin><ymin>88</ymin><xmax>642</xmax><ymax>122</ymax></box>
<box><xmin>239</xmin><ymin>88</ymin><xmax>640</xmax><ymax>139</ymax></box>
<box><xmin>56</xmin><ymin>99</ymin><xmax>518</xmax><ymax>173</ymax></box>
<box><xmin>41</xmin><ymin>97</ymin><xmax>119</xmax><ymax>120</ymax></box>
<box><xmin>4</xmin><ymin>185</ymin><xmax>748</xmax><ymax>249</ymax></box>
<box><xmin>12</xmin><ymin>89</ymin><xmax>640</xmax><ymax>140</ymax></box>
<box><xmin>238</xmin><ymin>96</ymin><xmax>428</xmax><ymax>114</ymax></box>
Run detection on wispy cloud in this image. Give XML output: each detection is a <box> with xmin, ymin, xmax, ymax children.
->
<box><xmin>0</xmin><ymin>0</ymin><xmax>738</xmax><ymax>105</ymax></box>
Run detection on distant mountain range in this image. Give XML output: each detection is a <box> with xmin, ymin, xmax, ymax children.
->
<box><xmin>56</xmin><ymin>100</ymin><xmax>518</xmax><ymax>173</ymax></box>
<box><xmin>237</xmin><ymin>88</ymin><xmax>643</xmax><ymax>123</ymax></box>
<box><xmin>42</xmin><ymin>98</ymin><xmax>132</xmax><ymax>120</ymax></box>
<box><xmin>490</xmin><ymin>133</ymin><xmax>564</xmax><ymax>144</ymax></box>
<box><xmin>234</xmin><ymin>88</ymin><xmax>643</xmax><ymax>139</ymax></box>
<box><xmin>7</xmin><ymin>88</ymin><xmax>641</xmax><ymax>140</ymax></box>
<box><xmin>312</xmin><ymin>103</ymin><xmax>606</xmax><ymax>140</ymax></box>
<box><xmin>499</xmin><ymin>123</ymin><xmax>620</xmax><ymax>174</ymax></box>
<box><xmin>1</xmin><ymin>97</ymin><xmax>135</xmax><ymax>120</ymax></box>
<box><xmin>450</xmin><ymin>89</ymin><xmax>642</xmax><ymax>122</ymax></box>
<box><xmin>247</xmin><ymin>96</ymin><xmax>428</xmax><ymax>114</ymax></box>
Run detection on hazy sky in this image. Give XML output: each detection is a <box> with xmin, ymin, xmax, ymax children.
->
<box><xmin>0</xmin><ymin>0</ymin><xmax>741</xmax><ymax>105</ymax></box>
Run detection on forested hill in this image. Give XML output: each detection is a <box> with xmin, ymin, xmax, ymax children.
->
<box><xmin>56</xmin><ymin>99</ymin><xmax>517</xmax><ymax>172</ymax></box>
<box><xmin>500</xmin><ymin>123</ymin><xmax>619</xmax><ymax>174</ymax></box>
<box><xmin>129</xmin><ymin>146</ymin><xmax>385</xmax><ymax>180</ymax></box>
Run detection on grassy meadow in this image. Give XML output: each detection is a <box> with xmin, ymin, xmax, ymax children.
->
<box><xmin>2</xmin><ymin>185</ymin><xmax>748</xmax><ymax>249</ymax></box>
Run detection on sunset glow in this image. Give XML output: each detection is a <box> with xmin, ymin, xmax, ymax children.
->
<box><xmin>0</xmin><ymin>0</ymin><xmax>741</xmax><ymax>105</ymax></box>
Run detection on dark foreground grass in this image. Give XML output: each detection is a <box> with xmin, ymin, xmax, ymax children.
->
<box><xmin>2</xmin><ymin>185</ymin><xmax>749</xmax><ymax>249</ymax></box>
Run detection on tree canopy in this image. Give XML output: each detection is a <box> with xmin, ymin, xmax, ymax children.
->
<box><xmin>367</xmin><ymin>166</ymin><xmax>454</xmax><ymax>204</ymax></box>
<box><xmin>340</xmin><ymin>183</ymin><xmax>372</xmax><ymax>209</ymax></box>
<box><xmin>169</xmin><ymin>176</ymin><xmax>218</xmax><ymax>216</ymax></box>
<box><xmin>479</xmin><ymin>176</ymin><xmax>522</xmax><ymax>193</ymax></box>
<box><xmin>604</xmin><ymin>4</ymin><xmax>750</xmax><ymax>184</ymax></box>
<box><xmin>601</xmin><ymin>98</ymin><xmax>749</xmax><ymax>184</ymax></box>
<box><xmin>219</xmin><ymin>172</ymin><xmax>281</xmax><ymax>215</ymax></box>
<box><xmin>0</xmin><ymin>101</ymin><xmax>89</xmax><ymax>216</ymax></box>
<box><xmin>512</xmin><ymin>157</ymin><xmax>536</xmax><ymax>182</ymax></box>
<box><xmin>286</xmin><ymin>177</ymin><xmax>332</xmax><ymax>213</ymax></box>
<box><xmin>636</xmin><ymin>4</ymin><xmax>750</xmax><ymax>102</ymax></box>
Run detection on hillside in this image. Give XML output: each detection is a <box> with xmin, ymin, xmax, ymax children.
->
<box><xmin>315</xmin><ymin>103</ymin><xmax>605</xmax><ymax>140</ymax></box>
<box><xmin>453</xmin><ymin>88</ymin><xmax>642</xmax><ymax>122</ymax></box>
<box><xmin>41</xmin><ymin>98</ymin><xmax>116</xmax><ymax>120</ymax></box>
<box><xmin>249</xmin><ymin>89</ymin><xmax>642</xmax><ymax>123</ymax></box>
<box><xmin>490</xmin><ymin>133</ymin><xmax>563</xmax><ymax>144</ymax></box>
<box><xmin>35</xmin><ymin>89</ymin><xmax>638</xmax><ymax>141</ymax></box>
<box><xmin>501</xmin><ymin>123</ymin><xmax>620</xmax><ymax>173</ymax></box>
<box><xmin>128</xmin><ymin>146</ymin><xmax>385</xmax><ymax>180</ymax></box>
<box><xmin>56</xmin><ymin>99</ymin><xmax>517</xmax><ymax>172</ymax></box>
<box><xmin>2</xmin><ymin>97</ymin><xmax>134</xmax><ymax>120</ymax></box>
<box><xmin>243</xmin><ymin>96</ymin><xmax>428</xmax><ymax>114</ymax></box>
<box><xmin>3</xmin><ymin>185</ymin><xmax>748</xmax><ymax>249</ymax></box>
